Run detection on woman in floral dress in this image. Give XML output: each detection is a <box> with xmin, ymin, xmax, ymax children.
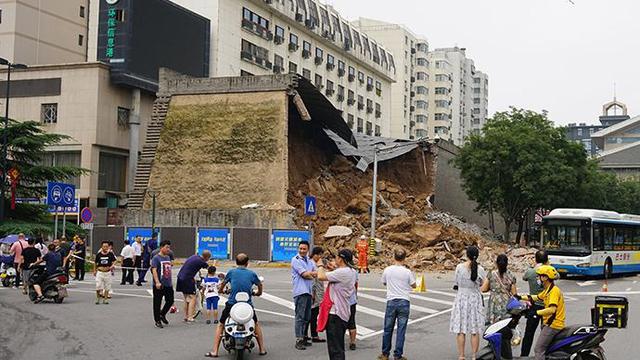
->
<box><xmin>450</xmin><ymin>246</ymin><xmax>489</xmax><ymax>360</ymax></box>
<box><xmin>483</xmin><ymin>254</ymin><xmax>518</xmax><ymax>324</ymax></box>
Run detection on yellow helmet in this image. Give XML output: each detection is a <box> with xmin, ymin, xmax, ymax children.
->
<box><xmin>536</xmin><ymin>265</ymin><xmax>558</xmax><ymax>280</ymax></box>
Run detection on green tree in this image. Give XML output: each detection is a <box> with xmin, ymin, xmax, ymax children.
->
<box><xmin>454</xmin><ymin>108</ymin><xmax>587</xmax><ymax>243</ymax></box>
<box><xmin>1</xmin><ymin>120</ymin><xmax>88</xmax><ymax>235</ymax></box>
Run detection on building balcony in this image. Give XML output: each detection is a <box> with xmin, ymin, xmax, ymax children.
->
<box><xmin>241</xmin><ymin>19</ymin><xmax>273</xmax><ymax>41</ymax></box>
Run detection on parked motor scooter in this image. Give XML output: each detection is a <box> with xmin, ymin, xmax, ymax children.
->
<box><xmin>28</xmin><ymin>265</ymin><xmax>68</xmax><ymax>303</ymax></box>
<box><xmin>477</xmin><ymin>298</ymin><xmax>607</xmax><ymax>360</ymax></box>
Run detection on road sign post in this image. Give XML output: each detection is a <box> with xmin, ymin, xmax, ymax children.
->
<box><xmin>47</xmin><ymin>181</ymin><xmax>75</xmax><ymax>239</ymax></box>
<box><xmin>304</xmin><ymin>195</ymin><xmax>317</xmax><ymax>247</ymax></box>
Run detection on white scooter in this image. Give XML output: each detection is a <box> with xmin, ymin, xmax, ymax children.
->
<box><xmin>222</xmin><ymin>291</ymin><xmax>257</xmax><ymax>360</ymax></box>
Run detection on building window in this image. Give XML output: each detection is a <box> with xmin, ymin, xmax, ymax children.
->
<box><xmin>117</xmin><ymin>107</ymin><xmax>130</xmax><ymax>127</ymax></box>
<box><xmin>347</xmin><ymin>89</ymin><xmax>355</xmax><ymax>104</ymax></box>
<box><xmin>326</xmin><ymin>54</ymin><xmax>335</xmax><ymax>69</ymax></box>
<box><xmin>577</xmin><ymin>128</ymin><xmax>583</xmax><ymax>136</ymax></box>
<box><xmin>357</xmin><ymin>117</ymin><xmax>364</xmax><ymax>133</ymax></box>
<box><xmin>315</xmin><ymin>47</ymin><xmax>324</xmax><ymax>64</ymax></box>
<box><xmin>302</xmin><ymin>68</ymin><xmax>311</xmax><ymax>79</ymax></box>
<box><xmin>417</xmin><ymin>86</ymin><xmax>428</xmax><ymax>95</ymax></box>
<box><xmin>79</xmin><ymin>6</ymin><xmax>85</xmax><ymax>18</ymax></box>
<box><xmin>435</xmin><ymin>87</ymin><xmax>449</xmax><ymax>95</ymax></box>
<box><xmin>474</xmin><ymin>77</ymin><xmax>481</xmax><ymax>84</ymax></box>
<box><xmin>347</xmin><ymin>114</ymin><xmax>354</xmax><ymax>129</ymax></box>
<box><xmin>78</xmin><ymin>34</ymin><xmax>84</xmax><ymax>46</ymax></box>
<box><xmin>240</xmin><ymin>70</ymin><xmax>254</xmax><ymax>76</ymax></box>
<box><xmin>41</xmin><ymin>103</ymin><xmax>58</xmax><ymax>124</ymax></box>
<box><xmin>375</xmin><ymin>125</ymin><xmax>381</xmax><ymax>137</ymax></box>
<box><xmin>416</xmin><ymin>72</ymin><xmax>428</xmax><ymax>81</ymax></box>
<box><xmin>275</xmin><ymin>25</ymin><xmax>285</xmax><ymax>39</ymax></box>
<box><xmin>417</xmin><ymin>100</ymin><xmax>429</xmax><ymax>109</ymax></box>
<box><xmin>416</xmin><ymin>115</ymin><xmax>427</xmax><ymax>123</ymax></box>
<box><xmin>473</xmin><ymin>97</ymin><xmax>481</xmax><ymax>104</ymax></box>
<box><xmin>474</xmin><ymin>88</ymin><xmax>481</xmax><ymax>94</ymax></box>
<box><xmin>435</xmin><ymin>100</ymin><xmax>448</xmax><ymax>108</ymax></box>
<box><xmin>358</xmin><ymin>71</ymin><xmax>365</xmax><ymax>84</ymax></box>
<box><xmin>375</xmin><ymin>81</ymin><xmax>382</xmax><ymax>96</ymax></box>
<box><xmin>289</xmin><ymin>62</ymin><xmax>298</xmax><ymax>74</ymax></box>
<box><xmin>98</xmin><ymin>152</ymin><xmax>127</xmax><ymax>192</ymax></box>
<box><xmin>315</xmin><ymin>74</ymin><xmax>323</xmax><ymax>89</ymax></box>
<box><xmin>337</xmin><ymin>85</ymin><xmax>345</xmax><ymax>100</ymax></box>
<box><xmin>434</xmin><ymin>113</ymin><xmax>449</xmax><ymax>121</ymax></box>
<box><xmin>241</xmin><ymin>39</ymin><xmax>270</xmax><ymax>68</ymax></box>
<box><xmin>289</xmin><ymin>33</ymin><xmax>299</xmax><ymax>51</ymax></box>
<box><xmin>243</xmin><ymin>7</ymin><xmax>269</xmax><ymax>29</ymax></box>
<box><xmin>326</xmin><ymin>80</ymin><xmax>334</xmax><ymax>96</ymax></box>
<box><xmin>42</xmin><ymin>151</ymin><xmax>82</xmax><ymax>187</ymax></box>
<box><xmin>348</xmin><ymin>66</ymin><xmax>355</xmax><ymax>82</ymax></box>
<box><xmin>0</xmin><ymin>9</ymin><xmax>3</xmax><ymax>23</ymax></box>
<box><xmin>274</xmin><ymin>54</ymin><xmax>284</xmax><ymax>73</ymax></box>
<box><xmin>366</xmin><ymin>121</ymin><xmax>373</xmax><ymax>135</ymax></box>
<box><xmin>302</xmin><ymin>41</ymin><xmax>312</xmax><ymax>58</ymax></box>
<box><xmin>417</xmin><ymin>58</ymin><xmax>428</xmax><ymax>67</ymax></box>
<box><xmin>435</xmin><ymin>74</ymin><xmax>449</xmax><ymax>82</ymax></box>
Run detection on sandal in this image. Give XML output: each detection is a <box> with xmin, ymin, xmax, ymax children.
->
<box><xmin>204</xmin><ymin>352</ymin><xmax>218</xmax><ymax>358</ymax></box>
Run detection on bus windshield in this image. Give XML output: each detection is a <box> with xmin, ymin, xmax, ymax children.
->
<box><xmin>543</xmin><ymin>219</ymin><xmax>591</xmax><ymax>256</ymax></box>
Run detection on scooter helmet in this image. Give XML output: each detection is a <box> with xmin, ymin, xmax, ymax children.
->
<box><xmin>536</xmin><ymin>265</ymin><xmax>558</xmax><ymax>280</ymax></box>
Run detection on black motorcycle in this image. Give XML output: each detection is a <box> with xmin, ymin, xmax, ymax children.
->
<box><xmin>28</xmin><ymin>266</ymin><xmax>68</xmax><ymax>303</ymax></box>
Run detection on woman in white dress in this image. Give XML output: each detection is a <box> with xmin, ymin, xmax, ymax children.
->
<box><xmin>450</xmin><ymin>246</ymin><xmax>489</xmax><ymax>360</ymax></box>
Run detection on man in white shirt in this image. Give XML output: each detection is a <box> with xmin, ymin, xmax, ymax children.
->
<box><xmin>132</xmin><ymin>236</ymin><xmax>144</xmax><ymax>286</ymax></box>
<box><xmin>120</xmin><ymin>240</ymin><xmax>135</xmax><ymax>285</ymax></box>
<box><xmin>378</xmin><ymin>249</ymin><xmax>416</xmax><ymax>360</ymax></box>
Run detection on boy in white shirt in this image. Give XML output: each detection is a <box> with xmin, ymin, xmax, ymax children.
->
<box><xmin>202</xmin><ymin>265</ymin><xmax>221</xmax><ymax>324</ymax></box>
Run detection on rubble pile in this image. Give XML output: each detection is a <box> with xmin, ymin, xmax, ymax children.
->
<box><xmin>289</xmin><ymin>157</ymin><xmax>535</xmax><ymax>273</ymax></box>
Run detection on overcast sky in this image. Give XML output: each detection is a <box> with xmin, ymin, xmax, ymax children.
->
<box><xmin>329</xmin><ymin>0</ymin><xmax>640</xmax><ymax>126</ymax></box>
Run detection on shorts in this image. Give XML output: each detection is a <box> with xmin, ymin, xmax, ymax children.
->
<box><xmin>206</xmin><ymin>296</ymin><xmax>220</xmax><ymax>310</ymax></box>
<box><xmin>347</xmin><ymin>303</ymin><xmax>357</xmax><ymax>330</ymax></box>
<box><xmin>95</xmin><ymin>271</ymin><xmax>112</xmax><ymax>292</ymax></box>
<box><xmin>220</xmin><ymin>302</ymin><xmax>258</xmax><ymax>324</ymax></box>
<box><xmin>176</xmin><ymin>277</ymin><xmax>196</xmax><ymax>295</ymax></box>
<box><xmin>21</xmin><ymin>269</ymin><xmax>33</xmax><ymax>287</ymax></box>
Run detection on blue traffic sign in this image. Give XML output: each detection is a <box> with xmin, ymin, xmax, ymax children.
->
<box><xmin>304</xmin><ymin>195</ymin><xmax>317</xmax><ymax>216</ymax></box>
<box><xmin>47</xmin><ymin>182</ymin><xmax>75</xmax><ymax>207</ymax></box>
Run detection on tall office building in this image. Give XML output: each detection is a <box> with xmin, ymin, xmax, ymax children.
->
<box><xmin>144</xmin><ymin>0</ymin><xmax>397</xmax><ymax>137</ymax></box>
<box><xmin>428</xmin><ymin>47</ymin><xmax>488</xmax><ymax>145</ymax></box>
<box><xmin>0</xmin><ymin>0</ymin><xmax>90</xmax><ymax>65</ymax></box>
<box><xmin>352</xmin><ymin>18</ymin><xmax>429</xmax><ymax>140</ymax></box>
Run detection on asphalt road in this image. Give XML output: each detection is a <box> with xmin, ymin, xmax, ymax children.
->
<box><xmin>1</xmin><ymin>265</ymin><xmax>638</xmax><ymax>360</ymax></box>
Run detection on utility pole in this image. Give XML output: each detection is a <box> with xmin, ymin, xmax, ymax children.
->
<box><xmin>370</xmin><ymin>145</ymin><xmax>379</xmax><ymax>239</ymax></box>
<box><xmin>0</xmin><ymin>58</ymin><xmax>27</xmax><ymax>222</ymax></box>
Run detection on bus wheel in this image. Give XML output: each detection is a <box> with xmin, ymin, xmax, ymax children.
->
<box><xmin>604</xmin><ymin>259</ymin><xmax>613</xmax><ymax>279</ymax></box>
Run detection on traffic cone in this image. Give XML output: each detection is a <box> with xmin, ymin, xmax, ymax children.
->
<box><xmin>601</xmin><ymin>280</ymin><xmax>608</xmax><ymax>293</ymax></box>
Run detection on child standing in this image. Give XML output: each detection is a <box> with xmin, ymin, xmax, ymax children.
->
<box><xmin>203</xmin><ymin>266</ymin><xmax>220</xmax><ymax>324</ymax></box>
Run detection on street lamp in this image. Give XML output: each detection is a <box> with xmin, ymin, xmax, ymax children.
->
<box><xmin>0</xmin><ymin>58</ymin><xmax>27</xmax><ymax>222</ymax></box>
<box><xmin>147</xmin><ymin>188</ymin><xmax>160</xmax><ymax>236</ymax></box>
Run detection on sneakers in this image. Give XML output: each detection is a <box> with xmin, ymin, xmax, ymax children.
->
<box><xmin>155</xmin><ymin>321</ymin><xmax>164</xmax><ymax>329</ymax></box>
<box><xmin>394</xmin><ymin>357</ymin><xmax>408</xmax><ymax>360</ymax></box>
<box><xmin>95</xmin><ymin>298</ymin><xmax>100</xmax><ymax>305</ymax></box>
<box><xmin>349</xmin><ymin>343</ymin><xmax>357</xmax><ymax>351</ymax></box>
<box><xmin>160</xmin><ymin>315</ymin><xmax>169</xmax><ymax>325</ymax></box>
<box><xmin>213</xmin><ymin>320</ymin><xmax>219</xmax><ymax>324</ymax></box>
<box><xmin>303</xmin><ymin>337</ymin><xmax>312</xmax><ymax>346</ymax></box>
<box><xmin>311</xmin><ymin>337</ymin><xmax>326</xmax><ymax>343</ymax></box>
<box><xmin>206</xmin><ymin>320</ymin><xmax>211</xmax><ymax>325</ymax></box>
<box><xmin>103</xmin><ymin>299</ymin><xmax>109</xmax><ymax>304</ymax></box>
<box><xmin>377</xmin><ymin>355</ymin><xmax>389</xmax><ymax>360</ymax></box>
<box><xmin>295</xmin><ymin>339</ymin><xmax>306</xmax><ymax>350</ymax></box>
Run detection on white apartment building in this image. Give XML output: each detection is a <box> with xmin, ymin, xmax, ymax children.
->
<box><xmin>139</xmin><ymin>0</ymin><xmax>397</xmax><ymax>137</ymax></box>
<box><xmin>428</xmin><ymin>47</ymin><xmax>489</xmax><ymax>145</ymax></box>
<box><xmin>0</xmin><ymin>0</ymin><xmax>90</xmax><ymax>65</ymax></box>
<box><xmin>352</xmin><ymin>18</ymin><xmax>429</xmax><ymax>140</ymax></box>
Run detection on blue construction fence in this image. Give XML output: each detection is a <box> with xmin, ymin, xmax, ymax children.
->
<box><xmin>90</xmin><ymin>226</ymin><xmax>310</xmax><ymax>262</ymax></box>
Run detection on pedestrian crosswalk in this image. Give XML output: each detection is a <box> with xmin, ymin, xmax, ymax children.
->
<box><xmin>252</xmin><ymin>288</ymin><xmax>458</xmax><ymax>339</ymax></box>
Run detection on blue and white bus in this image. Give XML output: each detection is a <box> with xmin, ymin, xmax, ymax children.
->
<box><xmin>542</xmin><ymin>208</ymin><xmax>640</xmax><ymax>277</ymax></box>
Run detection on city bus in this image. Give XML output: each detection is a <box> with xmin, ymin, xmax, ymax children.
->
<box><xmin>541</xmin><ymin>208</ymin><xmax>640</xmax><ymax>277</ymax></box>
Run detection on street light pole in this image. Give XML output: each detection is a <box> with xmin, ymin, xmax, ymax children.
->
<box><xmin>148</xmin><ymin>189</ymin><xmax>158</xmax><ymax>236</ymax></box>
<box><xmin>370</xmin><ymin>145</ymin><xmax>379</xmax><ymax>239</ymax></box>
<box><xmin>0</xmin><ymin>58</ymin><xmax>27</xmax><ymax>222</ymax></box>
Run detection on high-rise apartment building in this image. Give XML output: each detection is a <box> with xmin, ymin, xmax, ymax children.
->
<box><xmin>428</xmin><ymin>47</ymin><xmax>488</xmax><ymax>145</ymax></box>
<box><xmin>137</xmin><ymin>0</ymin><xmax>397</xmax><ymax>137</ymax></box>
<box><xmin>0</xmin><ymin>0</ymin><xmax>90</xmax><ymax>65</ymax></box>
<box><xmin>351</xmin><ymin>18</ymin><xmax>429</xmax><ymax>139</ymax></box>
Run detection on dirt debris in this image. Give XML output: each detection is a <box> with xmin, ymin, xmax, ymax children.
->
<box><xmin>288</xmin><ymin>153</ymin><xmax>535</xmax><ymax>274</ymax></box>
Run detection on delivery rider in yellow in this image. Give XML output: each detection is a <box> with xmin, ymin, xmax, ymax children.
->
<box><xmin>518</xmin><ymin>265</ymin><xmax>565</xmax><ymax>360</ymax></box>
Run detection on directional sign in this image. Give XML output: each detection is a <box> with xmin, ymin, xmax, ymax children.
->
<box><xmin>304</xmin><ymin>195</ymin><xmax>317</xmax><ymax>216</ymax></box>
<box><xmin>80</xmin><ymin>207</ymin><xmax>94</xmax><ymax>223</ymax></box>
<box><xmin>47</xmin><ymin>182</ymin><xmax>75</xmax><ymax>207</ymax></box>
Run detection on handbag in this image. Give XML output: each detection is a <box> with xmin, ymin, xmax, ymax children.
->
<box><xmin>317</xmin><ymin>283</ymin><xmax>333</xmax><ymax>332</ymax></box>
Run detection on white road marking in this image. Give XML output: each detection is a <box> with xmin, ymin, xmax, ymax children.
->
<box><xmin>626</xmin><ymin>288</ymin><xmax>632</xmax><ymax>292</ymax></box>
<box><xmin>577</xmin><ymin>281</ymin><xmax>597</xmax><ymax>287</ymax></box>
<box><xmin>358</xmin><ymin>308</ymin><xmax>454</xmax><ymax>340</ymax></box>
<box><xmin>423</xmin><ymin>289</ymin><xmax>457</xmax><ymax>298</ymax></box>
<box><xmin>357</xmin><ymin>292</ymin><xmax>438</xmax><ymax>314</ymax></box>
<box><xmin>259</xmin><ymin>292</ymin><xmax>376</xmax><ymax>337</ymax></box>
<box><xmin>409</xmin><ymin>293</ymin><xmax>454</xmax><ymax>306</ymax></box>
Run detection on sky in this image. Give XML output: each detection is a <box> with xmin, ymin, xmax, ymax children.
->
<box><xmin>328</xmin><ymin>0</ymin><xmax>640</xmax><ymax>126</ymax></box>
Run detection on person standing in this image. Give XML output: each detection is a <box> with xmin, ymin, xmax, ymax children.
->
<box><xmin>355</xmin><ymin>235</ymin><xmax>369</xmax><ymax>273</ymax></box>
<box><xmin>21</xmin><ymin>238</ymin><xmax>41</xmax><ymax>295</ymax></box>
<box><xmin>176</xmin><ymin>251</ymin><xmax>211</xmax><ymax>322</ymax></box>
<box><xmin>94</xmin><ymin>241</ymin><xmax>117</xmax><ymax>304</ymax></box>
<box><xmin>291</xmin><ymin>241</ymin><xmax>316</xmax><ymax>350</ymax></box>
<box><xmin>520</xmin><ymin>251</ymin><xmax>549</xmax><ymax>357</ymax></box>
<box><xmin>120</xmin><ymin>240</ymin><xmax>135</xmax><ymax>285</ymax></box>
<box><xmin>34</xmin><ymin>238</ymin><xmax>48</xmax><ymax>257</ymax></box>
<box><xmin>9</xmin><ymin>233</ymin><xmax>28</xmax><ymax>288</ymax></box>
<box><xmin>378</xmin><ymin>249</ymin><xmax>416</xmax><ymax>360</ymax></box>
<box><xmin>347</xmin><ymin>273</ymin><xmax>358</xmax><ymax>351</ymax></box>
<box><xmin>152</xmin><ymin>240</ymin><xmax>175</xmax><ymax>328</ymax></box>
<box><xmin>450</xmin><ymin>246</ymin><xmax>488</xmax><ymax>360</ymax></box>
<box><xmin>73</xmin><ymin>237</ymin><xmax>86</xmax><ymax>281</ymax></box>
<box><xmin>58</xmin><ymin>236</ymin><xmax>72</xmax><ymax>279</ymax></box>
<box><xmin>307</xmin><ymin>246</ymin><xmax>326</xmax><ymax>343</ymax></box>
<box><xmin>202</xmin><ymin>265</ymin><xmax>220</xmax><ymax>325</ymax></box>
<box><xmin>132</xmin><ymin>236</ymin><xmax>144</xmax><ymax>286</ymax></box>
<box><xmin>139</xmin><ymin>236</ymin><xmax>155</xmax><ymax>284</ymax></box>
<box><xmin>316</xmin><ymin>249</ymin><xmax>357</xmax><ymax>360</ymax></box>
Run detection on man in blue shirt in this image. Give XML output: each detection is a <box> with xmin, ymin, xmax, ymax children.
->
<box><xmin>206</xmin><ymin>253</ymin><xmax>266</xmax><ymax>357</ymax></box>
<box><xmin>176</xmin><ymin>251</ymin><xmax>211</xmax><ymax>322</ymax></box>
<box><xmin>291</xmin><ymin>240</ymin><xmax>317</xmax><ymax>350</ymax></box>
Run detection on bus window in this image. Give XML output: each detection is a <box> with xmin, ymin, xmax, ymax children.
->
<box><xmin>603</xmin><ymin>225</ymin><xmax>615</xmax><ymax>251</ymax></box>
<box><xmin>593</xmin><ymin>223</ymin><xmax>603</xmax><ymax>251</ymax></box>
